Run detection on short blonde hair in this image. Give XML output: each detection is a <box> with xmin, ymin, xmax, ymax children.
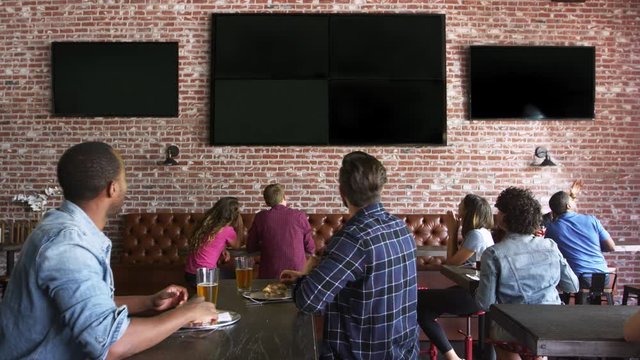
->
<box><xmin>263</xmin><ymin>183</ymin><xmax>284</xmax><ymax>207</ymax></box>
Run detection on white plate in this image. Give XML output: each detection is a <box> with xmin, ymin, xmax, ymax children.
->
<box><xmin>178</xmin><ymin>310</ymin><xmax>241</xmax><ymax>331</ymax></box>
<box><xmin>242</xmin><ymin>289</ymin><xmax>292</xmax><ymax>301</ymax></box>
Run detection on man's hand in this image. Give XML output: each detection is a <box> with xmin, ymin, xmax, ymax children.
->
<box><xmin>150</xmin><ymin>285</ymin><xmax>189</xmax><ymax>312</ymax></box>
<box><xmin>218</xmin><ymin>249</ymin><xmax>231</xmax><ymax>265</ymax></box>
<box><xmin>302</xmin><ymin>255</ymin><xmax>320</xmax><ymax>275</ymax></box>
<box><xmin>447</xmin><ymin>210</ymin><xmax>460</xmax><ymax>225</ymax></box>
<box><xmin>569</xmin><ymin>180</ymin><xmax>583</xmax><ymax>199</ymax></box>
<box><xmin>182</xmin><ymin>297</ymin><xmax>218</xmax><ymax>325</ymax></box>
<box><xmin>280</xmin><ymin>270</ymin><xmax>303</xmax><ymax>284</ymax></box>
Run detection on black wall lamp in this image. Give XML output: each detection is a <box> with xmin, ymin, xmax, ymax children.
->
<box><xmin>534</xmin><ymin>146</ymin><xmax>557</xmax><ymax>166</ymax></box>
<box><xmin>159</xmin><ymin>145</ymin><xmax>179</xmax><ymax>166</ymax></box>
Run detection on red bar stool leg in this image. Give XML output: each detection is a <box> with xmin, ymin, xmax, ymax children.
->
<box><xmin>429</xmin><ymin>341</ymin><xmax>438</xmax><ymax>360</ymax></box>
<box><xmin>457</xmin><ymin>316</ymin><xmax>473</xmax><ymax>360</ymax></box>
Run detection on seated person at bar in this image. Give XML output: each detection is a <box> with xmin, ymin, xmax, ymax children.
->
<box><xmin>476</xmin><ymin>187</ymin><xmax>578</xmax><ymax>360</ymax></box>
<box><xmin>281</xmin><ymin>151</ymin><xmax>419</xmax><ymax>359</ymax></box>
<box><xmin>417</xmin><ymin>194</ymin><xmax>494</xmax><ymax>360</ymax></box>
<box><xmin>0</xmin><ymin>142</ymin><xmax>217</xmax><ymax>360</ymax></box>
<box><xmin>184</xmin><ymin>197</ymin><xmax>244</xmax><ymax>287</ymax></box>
<box><xmin>544</xmin><ymin>182</ymin><xmax>615</xmax><ymax>294</ymax></box>
<box><xmin>247</xmin><ymin>183</ymin><xmax>315</xmax><ymax>279</ymax></box>
<box><xmin>624</xmin><ymin>309</ymin><xmax>640</xmax><ymax>342</ymax></box>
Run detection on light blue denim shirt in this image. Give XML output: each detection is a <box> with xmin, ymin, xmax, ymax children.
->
<box><xmin>475</xmin><ymin>233</ymin><xmax>579</xmax><ymax>311</ymax></box>
<box><xmin>0</xmin><ymin>201</ymin><xmax>129</xmax><ymax>359</ymax></box>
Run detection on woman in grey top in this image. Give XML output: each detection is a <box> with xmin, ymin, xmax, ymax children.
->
<box><xmin>417</xmin><ymin>194</ymin><xmax>494</xmax><ymax>360</ymax></box>
<box><xmin>476</xmin><ymin>187</ymin><xmax>578</xmax><ymax>360</ymax></box>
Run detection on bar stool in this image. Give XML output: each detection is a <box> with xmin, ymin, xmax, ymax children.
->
<box><xmin>576</xmin><ymin>271</ymin><xmax>617</xmax><ymax>305</ymax></box>
<box><xmin>623</xmin><ymin>285</ymin><xmax>640</xmax><ymax>305</ymax></box>
<box><xmin>428</xmin><ymin>310</ymin><xmax>486</xmax><ymax>360</ymax></box>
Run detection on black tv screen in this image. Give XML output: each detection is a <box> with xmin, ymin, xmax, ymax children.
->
<box><xmin>469</xmin><ymin>46</ymin><xmax>595</xmax><ymax>120</ymax></box>
<box><xmin>52</xmin><ymin>42</ymin><xmax>179</xmax><ymax>117</ymax></box>
<box><xmin>211</xmin><ymin>14</ymin><xmax>446</xmax><ymax>145</ymax></box>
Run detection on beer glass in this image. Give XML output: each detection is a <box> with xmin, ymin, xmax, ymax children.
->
<box><xmin>196</xmin><ymin>267</ymin><xmax>219</xmax><ymax>305</ymax></box>
<box><xmin>234</xmin><ymin>256</ymin><xmax>254</xmax><ymax>292</ymax></box>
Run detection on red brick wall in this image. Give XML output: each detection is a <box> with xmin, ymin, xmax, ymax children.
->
<box><xmin>1</xmin><ymin>1</ymin><xmax>638</xmax><ymax>286</ymax></box>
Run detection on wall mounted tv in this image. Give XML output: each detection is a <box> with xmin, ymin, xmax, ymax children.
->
<box><xmin>469</xmin><ymin>45</ymin><xmax>595</xmax><ymax>120</ymax></box>
<box><xmin>211</xmin><ymin>14</ymin><xmax>446</xmax><ymax>146</ymax></box>
<box><xmin>52</xmin><ymin>42</ymin><xmax>179</xmax><ymax>117</ymax></box>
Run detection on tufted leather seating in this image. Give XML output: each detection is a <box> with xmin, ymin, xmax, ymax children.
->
<box><xmin>112</xmin><ymin>212</ymin><xmax>456</xmax><ymax>295</ymax></box>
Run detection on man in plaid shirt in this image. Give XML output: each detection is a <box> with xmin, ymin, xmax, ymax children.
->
<box><xmin>281</xmin><ymin>151</ymin><xmax>419</xmax><ymax>360</ymax></box>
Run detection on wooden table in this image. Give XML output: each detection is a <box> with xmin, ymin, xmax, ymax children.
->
<box><xmin>130</xmin><ymin>279</ymin><xmax>318</xmax><ymax>360</ymax></box>
<box><xmin>490</xmin><ymin>304</ymin><xmax>640</xmax><ymax>357</ymax></box>
<box><xmin>440</xmin><ymin>265</ymin><xmax>480</xmax><ymax>293</ymax></box>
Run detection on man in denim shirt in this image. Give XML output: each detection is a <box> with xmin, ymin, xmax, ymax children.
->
<box><xmin>0</xmin><ymin>142</ymin><xmax>217</xmax><ymax>359</ymax></box>
<box><xmin>475</xmin><ymin>187</ymin><xmax>578</xmax><ymax>360</ymax></box>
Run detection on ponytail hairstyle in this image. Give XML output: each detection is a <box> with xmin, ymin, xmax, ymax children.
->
<box><xmin>460</xmin><ymin>194</ymin><xmax>494</xmax><ymax>237</ymax></box>
<box><xmin>189</xmin><ymin>197</ymin><xmax>240</xmax><ymax>252</ymax></box>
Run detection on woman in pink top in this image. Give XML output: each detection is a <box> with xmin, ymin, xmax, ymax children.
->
<box><xmin>185</xmin><ymin>197</ymin><xmax>244</xmax><ymax>287</ymax></box>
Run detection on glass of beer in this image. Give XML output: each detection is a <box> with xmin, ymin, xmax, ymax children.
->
<box><xmin>235</xmin><ymin>256</ymin><xmax>254</xmax><ymax>292</ymax></box>
<box><xmin>196</xmin><ymin>267</ymin><xmax>219</xmax><ymax>306</ymax></box>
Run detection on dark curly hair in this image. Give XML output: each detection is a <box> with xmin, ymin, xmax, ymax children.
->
<box><xmin>57</xmin><ymin>142</ymin><xmax>123</xmax><ymax>203</ymax></box>
<box><xmin>495</xmin><ymin>187</ymin><xmax>541</xmax><ymax>235</ymax></box>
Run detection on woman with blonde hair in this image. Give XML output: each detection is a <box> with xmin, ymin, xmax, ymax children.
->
<box><xmin>184</xmin><ymin>197</ymin><xmax>244</xmax><ymax>287</ymax></box>
<box><xmin>417</xmin><ymin>194</ymin><xmax>495</xmax><ymax>360</ymax></box>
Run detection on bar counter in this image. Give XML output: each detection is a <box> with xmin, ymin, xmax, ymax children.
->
<box><xmin>131</xmin><ymin>279</ymin><xmax>317</xmax><ymax>360</ymax></box>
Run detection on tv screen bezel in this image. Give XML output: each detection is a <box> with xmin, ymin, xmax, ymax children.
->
<box><xmin>468</xmin><ymin>45</ymin><xmax>596</xmax><ymax>121</ymax></box>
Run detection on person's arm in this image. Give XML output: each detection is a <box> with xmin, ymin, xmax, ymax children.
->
<box><xmin>569</xmin><ymin>179</ymin><xmax>583</xmax><ymax>199</ymax></box>
<box><xmin>225</xmin><ymin>225</ymin><xmax>242</xmax><ymax>250</ymax></box>
<box><xmin>624</xmin><ymin>310</ymin><xmax>640</xmax><ymax>342</ymax></box>
<box><xmin>444</xmin><ymin>247</ymin><xmax>475</xmax><ymax>266</ymax></box>
<box><xmin>246</xmin><ymin>214</ymin><xmax>261</xmax><ymax>253</ymax></box>
<box><xmin>601</xmin><ymin>238</ymin><xmax>616</xmax><ymax>252</ymax></box>
<box><xmin>445</xmin><ymin>229</ymin><xmax>485</xmax><ymax>266</ymax></box>
<box><xmin>557</xmin><ymin>250</ymin><xmax>579</xmax><ymax>293</ymax></box>
<box><xmin>232</xmin><ymin>215</ymin><xmax>245</xmax><ymax>247</ymax></box>
<box><xmin>594</xmin><ymin>216</ymin><xmax>616</xmax><ymax>252</ymax></box>
<box><xmin>300</xmin><ymin>212</ymin><xmax>315</xmax><ymax>255</ymax></box>
<box><xmin>107</xmin><ymin>297</ymin><xmax>217</xmax><ymax>360</ymax></box>
<box><xmin>474</xmin><ymin>247</ymin><xmax>498</xmax><ymax>311</ymax></box>
<box><xmin>290</xmin><ymin>232</ymin><xmax>365</xmax><ymax>314</ymax></box>
<box><xmin>39</xmin><ymin>235</ymin><xmax>132</xmax><ymax>360</ymax></box>
<box><xmin>115</xmin><ymin>285</ymin><xmax>189</xmax><ymax>315</ymax></box>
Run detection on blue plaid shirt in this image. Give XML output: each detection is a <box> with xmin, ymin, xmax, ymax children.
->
<box><xmin>293</xmin><ymin>203</ymin><xmax>419</xmax><ymax>360</ymax></box>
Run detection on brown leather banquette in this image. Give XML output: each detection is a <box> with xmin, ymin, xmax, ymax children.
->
<box><xmin>112</xmin><ymin>212</ymin><xmax>457</xmax><ymax>296</ymax></box>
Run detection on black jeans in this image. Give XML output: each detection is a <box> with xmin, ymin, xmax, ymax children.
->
<box><xmin>417</xmin><ymin>286</ymin><xmax>480</xmax><ymax>353</ymax></box>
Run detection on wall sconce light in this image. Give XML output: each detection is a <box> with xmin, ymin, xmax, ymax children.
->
<box><xmin>533</xmin><ymin>146</ymin><xmax>557</xmax><ymax>167</ymax></box>
<box><xmin>159</xmin><ymin>145</ymin><xmax>179</xmax><ymax>166</ymax></box>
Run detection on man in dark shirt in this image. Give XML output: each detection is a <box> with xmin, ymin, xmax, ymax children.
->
<box><xmin>247</xmin><ymin>183</ymin><xmax>315</xmax><ymax>279</ymax></box>
<box><xmin>281</xmin><ymin>151</ymin><xmax>419</xmax><ymax>360</ymax></box>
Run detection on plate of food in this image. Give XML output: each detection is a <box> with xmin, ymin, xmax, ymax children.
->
<box><xmin>178</xmin><ymin>310</ymin><xmax>241</xmax><ymax>331</ymax></box>
<box><xmin>243</xmin><ymin>282</ymin><xmax>292</xmax><ymax>301</ymax></box>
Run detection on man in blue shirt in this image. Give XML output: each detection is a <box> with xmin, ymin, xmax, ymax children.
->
<box><xmin>281</xmin><ymin>151</ymin><xmax>419</xmax><ymax>360</ymax></box>
<box><xmin>0</xmin><ymin>142</ymin><xmax>217</xmax><ymax>359</ymax></box>
<box><xmin>544</xmin><ymin>189</ymin><xmax>616</xmax><ymax>287</ymax></box>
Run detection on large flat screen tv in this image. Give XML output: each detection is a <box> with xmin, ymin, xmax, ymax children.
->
<box><xmin>211</xmin><ymin>14</ymin><xmax>446</xmax><ymax>146</ymax></box>
<box><xmin>52</xmin><ymin>42</ymin><xmax>179</xmax><ymax>117</ymax></box>
<box><xmin>469</xmin><ymin>46</ymin><xmax>595</xmax><ymax>120</ymax></box>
